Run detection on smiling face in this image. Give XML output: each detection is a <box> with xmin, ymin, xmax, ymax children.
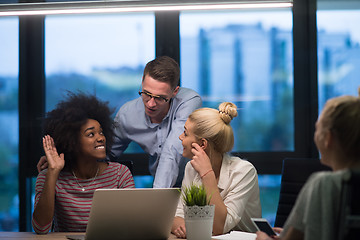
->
<box><xmin>179</xmin><ymin>119</ymin><xmax>200</xmax><ymax>159</ymax></box>
<box><xmin>141</xmin><ymin>74</ymin><xmax>179</xmax><ymax>123</ymax></box>
<box><xmin>78</xmin><ymin>119</ymin><xmax>106</xmax><ymax>161</ymax></box>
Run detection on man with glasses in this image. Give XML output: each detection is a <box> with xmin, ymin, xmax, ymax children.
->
<box><xmin>109</xmin><ymin>56</ymin><xmax>202</xmax><ymax>188</ymax></box>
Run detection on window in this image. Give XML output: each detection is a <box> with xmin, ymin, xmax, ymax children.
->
<box><xmin>180</xmin><ymin>9</ymin><xmax>294</xmax><ymax>152</ymax></box>
<box><xmin>180</xmin><ymin>8</ymin><xmax>293</xmax><ymax>225</ymax></box>
<box><xmin>45</xmin><ymin>13</ymin><xmax>155</xmax><ymax>187</ymax></box>
<box><xmin>0</xmin><ymin>17</ymin><xmax>19</xmax><ymax>231</ymax></box>
<box><xmin>317</xmin><ymin>5</ymin><xmax>360</xmax><ymax>111</ymax></box>
<box><xmin>45</xmin><ymin>13</ymin><xmax>155</xmax><ymax>111</ymax></box>
<box><xmin>258</xmin><ymin>175</ymin><xmax>281</xmax><ymax>225</ymax></box>
<box><xmin>45</xmin><ymin>13</ymin><xmax>155</xmax><ymax>154</ymax></box>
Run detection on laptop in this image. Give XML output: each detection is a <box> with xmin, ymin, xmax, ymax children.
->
<box><xmin>67</xmin><ymin>188</ymin><xmax>180</xmax><ymax>240</ymax></box>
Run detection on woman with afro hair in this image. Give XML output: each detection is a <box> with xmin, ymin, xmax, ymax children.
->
<box><xmin>32</xmin><ymin>92</ymin><xmax>135</xmax><ymax>234</ymax></box>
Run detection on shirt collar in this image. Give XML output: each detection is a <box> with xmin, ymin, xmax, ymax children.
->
<box><xmin>157</xmin><ymin>97</ymin><xmax>175</xmax><ymax>122</ymax></box>
<box><xmin>218</xmin><ymin>154</ymin><xmax>231</xmax><ymax>191</ymax></box>
<box><xmin>163</xmin><ymin>98</ymin><xmax>174</xmax><ymax>120</ymax></box>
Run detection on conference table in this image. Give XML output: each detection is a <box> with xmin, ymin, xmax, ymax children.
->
<box><xmin>0</xmin><ymin>232</ymin><xmax>182</xmax><ymax>240</ymax></box>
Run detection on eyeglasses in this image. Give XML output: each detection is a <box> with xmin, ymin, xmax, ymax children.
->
<box><xmin>138</xmin><ymin>91</ymin><xmax>170</xmax><ymax>104</ymax></box>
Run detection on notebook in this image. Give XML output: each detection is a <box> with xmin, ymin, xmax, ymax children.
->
<box><xmin>66</xmin><ymin>188</ymin><xmax>180</xmax><ymax>240</ymax></box>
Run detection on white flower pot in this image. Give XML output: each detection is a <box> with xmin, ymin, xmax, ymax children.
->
<box><xmin>184</xmin><ymin>205</ymin><xmax>215</xmax><ymax>240</ymax></box>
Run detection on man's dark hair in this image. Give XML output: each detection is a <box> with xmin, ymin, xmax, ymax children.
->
<box><xmin>43</xmin><ymin>92</ymin><xmax>114</xmax><ymax>170</ymax></box>
<box><xmin>142</xmin><ymin>56</ymin><xmax>180</xmax><ymax>90</ymax></box>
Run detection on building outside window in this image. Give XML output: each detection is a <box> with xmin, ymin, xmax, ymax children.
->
<box><xmin>180</xmin><ymin>10</ymin><xmax>294</xmax><ymax>153</ymax></box>
<box><xmin>317</xmin><ymin>4</ymin><xmax>360</xmax><ymax>111</ymax></box>
<box><xmin>180</xmin><ymin>9</ymin><xmax>293</xmax><ymax>225</ymax></box>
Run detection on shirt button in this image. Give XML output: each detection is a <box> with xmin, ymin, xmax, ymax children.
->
<box><xmin>159</xmin><ymin>145</ymin><xmax>161</xmax><ymax>148</ymax></box>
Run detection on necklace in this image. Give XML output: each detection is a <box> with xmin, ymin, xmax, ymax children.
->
<box><xmin>72</xmin><ymin>167</ymin><xmax>100</xmax><ymax>192</ymax></box>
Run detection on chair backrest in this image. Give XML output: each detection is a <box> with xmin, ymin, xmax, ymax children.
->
<box><xmin>274</xmin><ymin>158</ymin><xmax>331</xmax><ymax>227</ymax></box>
<box><xmin>118</xmin><ymin>160</ymin><xmax>134</xmax><ymax>175</ymax></box>
<box><xmin>337</xmin><ymin>169</ymin><xmax>360</xmax><ymax>240</ymax></box>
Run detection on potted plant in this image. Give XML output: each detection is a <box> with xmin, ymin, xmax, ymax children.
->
<box><xmin>181</xmin><ymin>183</ymin><xmax>215</xmax><ymax>240</ymax></box>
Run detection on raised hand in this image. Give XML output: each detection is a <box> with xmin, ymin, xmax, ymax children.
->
<box><xmin>42</xmin><ymin>135</ymin><xmax>65</xmax><ymax>172</ymax></box>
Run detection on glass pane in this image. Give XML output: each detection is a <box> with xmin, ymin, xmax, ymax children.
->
<box><xmin>0</xmin><ymin>17</ymin><xmax>19</xmax><ymax>232</ymax></box>
<box><xmin>317</xmin><ymin>8</ymin><xmax>360</xmax><ymax>112</ymax></box>
<box><xmin>45</xmin><ymin>13</ymin><xmax>155</xmax><ymax>153</ymax></box>
<box><xmin>180</xmin><ymin>9</ymin><xmax>294</xmax><ymax>152</ymax></box>
<box><xmin>258</xmin><ymin>175</ymin><xmax>281</xmax><ymax>226</ymax></box>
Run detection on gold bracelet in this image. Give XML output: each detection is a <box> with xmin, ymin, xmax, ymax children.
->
<box><xmin>201</xmin><ymin>169</ymin><xmax>214</xmax><ymax>178</ymax></box>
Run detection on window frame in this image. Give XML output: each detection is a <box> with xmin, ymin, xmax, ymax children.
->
<box><xmin>17</xmin><ymin>0</ymin><xmax>319</xmax><ymax>231</ymax></box>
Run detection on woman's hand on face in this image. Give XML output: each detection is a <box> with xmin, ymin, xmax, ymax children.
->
<box><xmin>190</xmin><ymin>142</ymin><xmax>213</xmax><ymax>176</ymax></box>
<box><xmin>42</xmin><ymin>135</ymin><xmax>65</xmax><ymax>172</ymax></box>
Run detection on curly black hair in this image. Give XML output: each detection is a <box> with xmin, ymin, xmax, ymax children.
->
<box><xmin>43</xmin><ymin>92</ymin><xmax>114</xmax><ymax>170</ymax></box>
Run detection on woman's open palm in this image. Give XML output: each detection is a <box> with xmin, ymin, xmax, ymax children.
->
<box><xmin>42</xmin><ymin>135</ymin><xmax>65</xmax><ymax>172</ymax></box>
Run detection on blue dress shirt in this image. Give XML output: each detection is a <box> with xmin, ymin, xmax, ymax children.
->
<box><xmin>109</xmin><ymin>87</ymin><xmax>202</xmax><ymax>188</ymax></box>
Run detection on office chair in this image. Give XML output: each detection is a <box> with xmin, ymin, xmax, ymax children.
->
<box><xmin>274</xmin><ymin>158</ymin><xmax>331</xmax><ymax>227</ymax></box>
<box><xmin>118</xmin><ymin>160</ymin><xmax>134</xmax><ymax>175</ymax></box>
<box><xmin>337</xmin><ymin>169</ymin><xmax>360</xmax><ymax>240</ymax></box>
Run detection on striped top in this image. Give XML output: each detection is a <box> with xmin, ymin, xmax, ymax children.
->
<box><xmin>32</xmin><ymin>162</ymin><xmax>135</xmax><ymax>234</ymax></box>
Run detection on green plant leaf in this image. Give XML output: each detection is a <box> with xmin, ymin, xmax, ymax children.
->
<box><xmin>180</xmin><ymin>182</ymin><xmax>212</xmax><ymax>206</ymax></box>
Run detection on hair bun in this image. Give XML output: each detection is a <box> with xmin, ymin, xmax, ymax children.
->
<box><xmin>218</xmin><ymin>102</ymin><xmax>238</xmax><ymax>124</ymax></box>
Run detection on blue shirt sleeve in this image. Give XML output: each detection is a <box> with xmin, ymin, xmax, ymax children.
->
<box><xmin>153</xmin><ymin>90</ymin><xmax>202</xmax><ymax>188</ymax></box>
<box><xmin>108</xmin><ymin>100</ymin><xmax>140</xmax><ymax>161</ymax></box>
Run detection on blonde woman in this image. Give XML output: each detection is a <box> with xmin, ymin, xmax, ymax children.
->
<box><xmin>172</xmin><ymin>102</ymin><xmax>261</xmax><ymax>238</ymax></box>
<box><xmin>256</xmin><ymin>89</ymin><xmax>360</xmax><ymax>240</ymax></box>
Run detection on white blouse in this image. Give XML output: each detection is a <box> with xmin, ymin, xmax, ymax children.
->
<box><xmin>175</xmin><ymin>154</ymin><xmax>262</xmax><ymax>233</ymax></box>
